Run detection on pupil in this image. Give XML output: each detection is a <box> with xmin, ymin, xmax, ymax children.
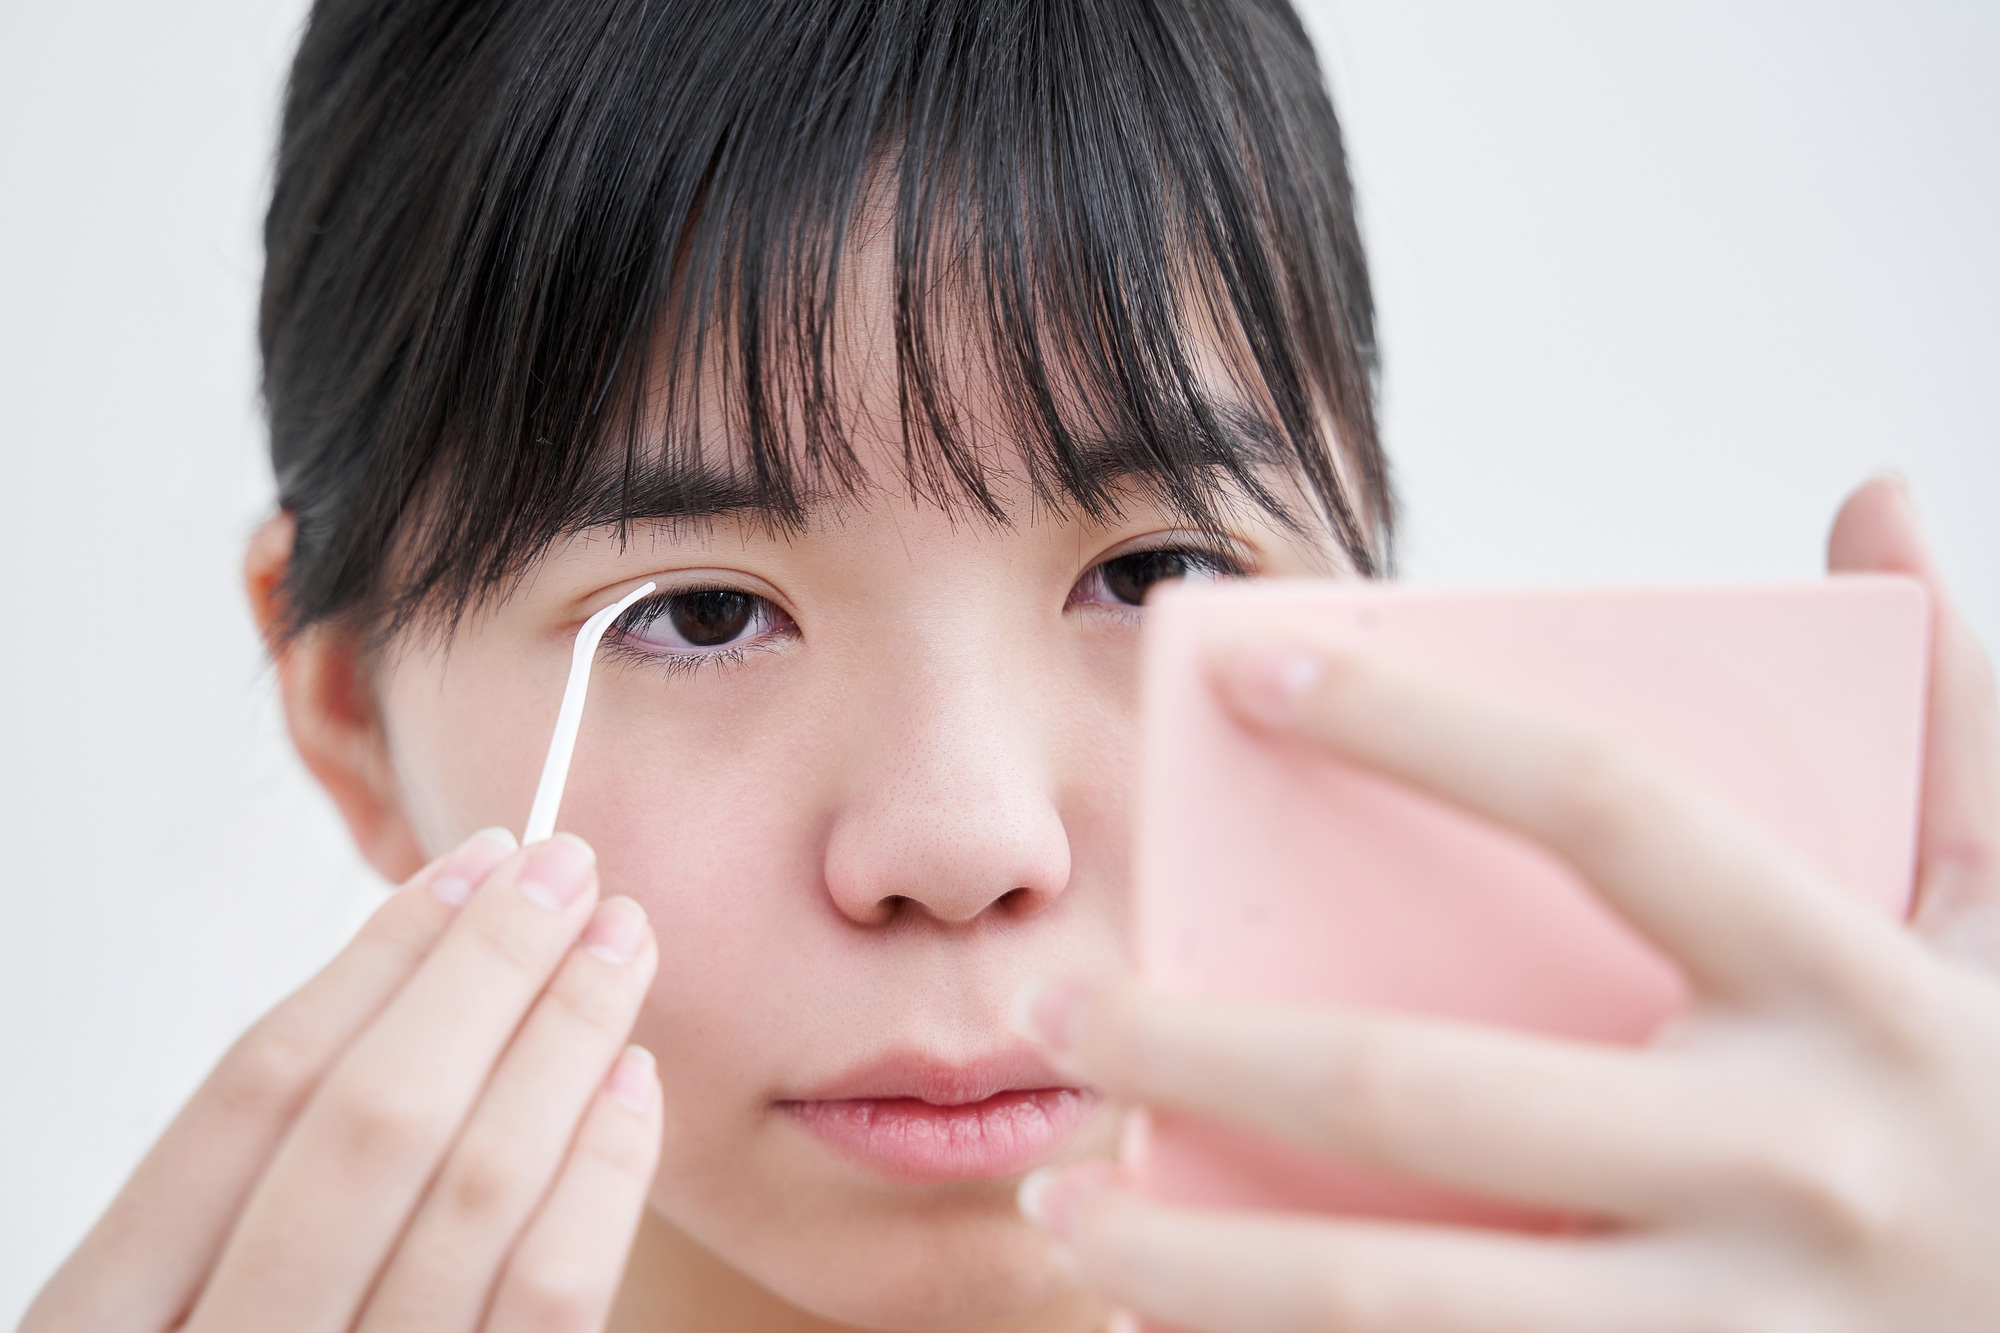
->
<box><xmin>1103</xmin><ymin>551</ymin><xmax>1193</xmax><ymax>605</ymax></box>
<box><xmin>669</xmin><ymin>590</ymin><xmax>753</xmax><ymax>646</ymax></box>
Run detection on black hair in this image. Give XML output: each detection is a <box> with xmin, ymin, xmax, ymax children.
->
<box><xmin>262</xmin><ymin>0</ymin><xmax>1392</xmax><ymax>640</ymax></box>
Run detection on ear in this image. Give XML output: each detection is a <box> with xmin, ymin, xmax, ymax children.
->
<box><xmin>245</xmin><ymin>513</ymin><xmax>429</xmax><ymax>883</ymax></box>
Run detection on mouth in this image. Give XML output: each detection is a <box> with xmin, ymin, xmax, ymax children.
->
<box><xmin>776</xmin><ymin>1048</ymin><xmax>1099</xmax><ymax>1184</ymax></box>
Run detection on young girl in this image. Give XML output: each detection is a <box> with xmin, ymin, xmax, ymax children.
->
<box><xmin>27</xmin><ymin>1</ymin><xmax>2000</xmax><ymax>1330</ymax></box>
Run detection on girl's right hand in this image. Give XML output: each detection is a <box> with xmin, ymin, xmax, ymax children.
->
<box><xmin>22</xmin><ymin>830</ymin><xmax>662</xmax><ymax>1333</ymax></box>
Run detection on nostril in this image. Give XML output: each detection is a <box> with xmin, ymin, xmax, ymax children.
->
<box><xmin>996</xmin><ymin>886</ymin><xmax>1037</xmax><ymax>917</ymax></box>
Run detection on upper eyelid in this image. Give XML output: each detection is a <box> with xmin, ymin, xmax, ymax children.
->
<box><xmin>597</xmin><ymin>569</ymin><xmax>792</xmax><ymax>619</ymax></box>
<box><xmin>1090</xmin><ymin>531</ymin><xmax>1255</xmax><ymax>574</ymax></box>
<box><xmin>620</xmin><ymin>569</ymin><xmax>779</xmax><ymax>597</ymax></box>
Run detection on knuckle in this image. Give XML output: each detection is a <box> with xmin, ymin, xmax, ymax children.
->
<box><xmin>464</xmin><ymin>910</ymin><xmax>557</xmax><ymax>982</ymax></box>
<box><xmin>322</xmin><ymin>1075</ymin><xmax>448</xmax><ymax>1169</ymax></box>
<box><xmin>579</xmin><ymin>1112</ymin><xmax>659</xmax><ymax>1181</ymax></box>
<box><xmin>1109</xmin><ymin>991</ymin><xmax>1177</xmax><ymax>1088</ymax></box>
<box><xmin>1543</xmin><ymin>738</ymin><xmax>1655</xmax><ymax>859</ymax></box>
<box><xmin>1836</xmin><ymin>953</ymin><xmax>1951</xmax><ymax>1061</ymax></box>
<box><xmin>1696</xmin><ymin>1290</ymin><xmax>1845</xmax><ymax>1333</ymax></box>
<box><xmin>212</xmin><ymin>1018</ymin><xmax>323</xmax><ymax>1120</ymax></box>
<box><xmin>359</xmin><ymin>894</ymin><xmax>443</xmax><ymax>967</ymax></box>
<box><xmin>546</xmin><ymin>967</ymin><xmax>640</xmax><ymax>1040</ymax></box>
<box><xmin>1301</xmin><ymin>1264</ymin><xmax>1394</xmax><ymax>1331</ymax></box>
<box><xmin>503</xmin><ymin>1259</ymin><xmax>601</xmax><ymax>1330</ymax></box>
<box><xmin>1307</xmin><ymin>1024</ymin><xmax>1415</xmax><ymax>1137</ymax></box>
<box><xmin>443</xmin><ymin>1133</ymin><xmax>530</xmax><ymax>1218</ymax></box>
<box><xmin>1736</xmin><ymin>1114</ymin><xmax>1905</xmax><ymax>1253</ymax></box>
<box><xmin>1927</xmin><ymin>831</ymin><xmax>2000</xmax><ymax>900</ymax></box>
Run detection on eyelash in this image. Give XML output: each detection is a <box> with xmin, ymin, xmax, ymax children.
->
<box><xmin>604</xmin><ymin>587</ymin><xmax>795</xmax><ymax>676</ymax></box>
<box><xmin>602</xmin><ymin>540</ymin><xmax>1249</xmax><ymax>676</ymax></box>
<box><xmin>1067</xmin><ymin>540</ymin><xmax>1251</xmax><ymax>615</ymax></box>
<box><xmin>601</xmin><ymin>638</ymin><xmax>763</xmax><ymax>677</ymax></box>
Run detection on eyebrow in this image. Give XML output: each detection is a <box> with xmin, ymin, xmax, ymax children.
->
<box><xmin>559</xmin><ymin>396</ymin><xmax>1294</xmax><ymax>531</ymax></box>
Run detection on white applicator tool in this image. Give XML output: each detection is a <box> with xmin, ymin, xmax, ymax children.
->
<box><xmin>522</xmin><ymin>581</ymin><xmax>658</xmax><ymax>844</ymax></box>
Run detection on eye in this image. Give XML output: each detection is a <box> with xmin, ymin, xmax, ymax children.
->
<box><xmin>1068</xmin><ymin>545</ymin><xmax>1247</xmax><ymax>611</ymax></box>
<box><xmin>609</xmin><ymin>587</ymin><xmax>793</xmax><ymax>659</ymax></box>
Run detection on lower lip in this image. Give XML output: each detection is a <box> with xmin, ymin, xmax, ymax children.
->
<box><xmin>782</xmin><ymin>1087</ymin><xmax>1098</xmax><ymax>1183</ymax></box>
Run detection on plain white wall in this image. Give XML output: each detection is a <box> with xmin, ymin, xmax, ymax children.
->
<box><xmin>1</xmin><ymin>1</ymin><xmax>1993</xmax><ymax>1318</ymax></box>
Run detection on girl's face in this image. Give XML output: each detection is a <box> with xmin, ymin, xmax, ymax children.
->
<box><xmin>338</xmin><ymin>272</ymin><xmax>1341</xmax><ymax>1327</ymax></box>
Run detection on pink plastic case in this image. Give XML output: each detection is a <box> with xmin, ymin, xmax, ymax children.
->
<box><xmin>1130</xmin><ymin>578</ymin><xmax>1929</xmax><ymax>1236</ymax></box>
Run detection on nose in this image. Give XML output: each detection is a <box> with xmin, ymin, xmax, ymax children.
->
<box><xmin>820</xmin><ymin>644</ymin><xmax>1073</xmax><ymax>927</ymax></box>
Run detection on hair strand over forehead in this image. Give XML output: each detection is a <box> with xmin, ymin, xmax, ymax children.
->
<box><xmin>262</xmin><ymin>0</ymin><xmax>1393</xmax><ymax>640</ymax></box>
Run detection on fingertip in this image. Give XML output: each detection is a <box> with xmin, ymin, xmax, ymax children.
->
<box><xmin>1828</xmin><ymin>471</ymin><xmax>1933</xmax><ymax>578</ymax></box>
<box><xmin>470</xmin><ymin>825</ymin><xmax>522</xmax><ymax>854</ymax></box>
<box><xmin>1866</xmin><ymin>465</ymin><xmax>1912</xmax><ymax>494</ymax></box>
<box><xmin>517</xmin><ymin>833</ymin><xmax>598</xmax><ymax>911</ymax></box>
<box><xmin>1017</xmin><ymin>1161</ymin><xmax>1118</xmax><ymax>1242</ymax></box>
<box><xmin>605</xmin><ymin>1045</ymin><xmax>658</xmax><ymax>1114</ymax></box>
<box><xmin>1208</xmin><ymin>639</ymin><xmax>1326</xmax><ymax>726</ymax></box>
<box><xmin>545</xmin><ymin>829</ymin><xmax>595</xmax><ymax>856</ymax></box>
<box><xmin>1017</xmin><ymin>1165</ymin><xmax>1064</xmax><ymax>1229</ymax></box>
<box><xmin>427</xmin><ymin>826</ymin><xmax>526</xmax><ymax>906</ymax></box>
<box><xmin>580</xmin><ymin>895</ymin><xmax>654</xmax><ymax>965</ymax></box>
<box><xmin>1010</xmin><ymin>976</ymin><xmax>1095</xmax><ymax>1061</ymax></box>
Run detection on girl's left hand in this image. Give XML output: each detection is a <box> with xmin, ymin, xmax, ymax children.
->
<box><xmin>1014</xmin><ymin>476</ymin><xmax>2000</xmax><ymax>1333</ymax></box>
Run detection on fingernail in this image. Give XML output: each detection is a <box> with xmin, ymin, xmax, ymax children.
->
<box><xmin>606</xmin><ymin>1045</ymin><xmax>657</xmax><ymax>1112</ymax></box>
<box><xmin>429</xmin><ymin>827</ymin><xmax>520</xmax><ymax>906</ymax></box>
<box><xmin>518</xmin><ymin>833</ymin><xmax>595</xmax><ymax>911</ymax></box>
<box><xmin>1017</xmin><ymin>1165</ymin><xmax>1103</xmax><ymax>1244</ymax></box>
<box><xmin>1870</xmin><ymin>467</ymin><xmax>1920</xmax><ymax>513</ymax></box>
<box><xmin>581</xmin><ymin>897</ymin><xmax>650</xmax><ymax>964</ymax></box>
<box><xmin>1010</xmin><ymin>978</ymin><xmax>1091</xmax><ymax>1056</ymax></box>
<box><xmin>1219</xmin><ymin>642</ymin><xmax>1323</xmax><ymax>723</ymax></box>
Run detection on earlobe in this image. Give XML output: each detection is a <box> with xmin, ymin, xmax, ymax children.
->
<box><xmin>244</xmin><ymin>513</ymin><xmax>428</xmax><ymax>882</ymax></box>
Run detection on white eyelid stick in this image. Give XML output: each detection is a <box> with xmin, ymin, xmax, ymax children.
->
<box><xmin>522</xmin><ymin>581</ymin><xmax>657</xmax><ymax>845</ymax></box>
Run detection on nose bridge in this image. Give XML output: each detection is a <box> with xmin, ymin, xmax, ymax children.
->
<box><xmin>821</xmin><ymin>609</ymin><xmax>1072</xmax><ymax>926</ymax></box>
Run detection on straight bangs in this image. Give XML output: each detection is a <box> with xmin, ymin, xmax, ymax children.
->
<box><xmin>262</xmin><ymin>0</ymin><xmax>1391</xmax><ymax>640</ymax></box>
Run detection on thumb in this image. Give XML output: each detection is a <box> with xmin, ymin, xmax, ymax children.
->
<box><xmin>1829</xmin><ymin>475</ymin><xmax>2000</xmax><ymax>968</ymax></box>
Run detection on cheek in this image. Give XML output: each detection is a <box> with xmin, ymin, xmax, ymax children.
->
<box><xmin>377</xmin><ymin>643</ymin><xmax>564</xmax><ymax>852</ymax></box>
<box><xmin>554</xmin><ymin>669</ymin><xmax>837</xmax><ymax>1061</ymax></box>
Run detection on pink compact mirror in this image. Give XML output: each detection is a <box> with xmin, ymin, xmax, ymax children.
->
<box><xmin>1131</xmin><ymin>578</ymin><xmax>1929</xmax><ymax>1231</ymax></box>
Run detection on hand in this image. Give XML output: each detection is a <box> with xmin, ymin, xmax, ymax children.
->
<box><xmin>24</xmin><ymin>831</ymin><xmax>662</xmax><ymax>1333</ymax></box>
<box><xmin>1015</xmin><ymin>476</ymin><xmax>2000</xmax><ymax>1332</ymax></box>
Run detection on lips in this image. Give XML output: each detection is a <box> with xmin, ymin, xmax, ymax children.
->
<box><xmin>778</xmin><ymin>1049</ymin><xmax>1098</xmax><ymax>1183</ymax></box>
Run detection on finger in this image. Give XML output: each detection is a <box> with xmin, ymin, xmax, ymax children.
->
<box><xmin>1829</xmin><ymin>474</ymin><xmax>2000</xmax><ymax>968</ymax></box>
<box><xmin>359</xmin><ymin>898</ymin><xmax>657</xmax><ymax>1331</ymax></box>
<box><xmin>21</xmin><ymin>828</ymin><xmax>517</xmax><ymax>1333</ymax></box>
<box><xmin>1209</xmin><ymin>638</ymin><xmax>1928</xmax><ymax>1013</ymax></box>
<box><xmin>484</xmin><ymin>1046</ymin><xmax>663</xmax><ymax>1333</ymax></box>
<box><xmin>1020</xmin><ymin>978</ymin><xmax>1819</xmax><ymax>1224</ymax></box>
<box><xmin>1018</xmin><ymin>1169</ymin><xmax>1688</xmax><ymax>1333</ymax></box>
<box><xmin>188</xmin><ymin>835</ymin><xmax>601</xmax><ymax>1333</ymax></box>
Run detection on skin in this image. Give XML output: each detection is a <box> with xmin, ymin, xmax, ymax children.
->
<box><xmin>21</xmin><ymin>266</ymin><xmax>1998</xmax><ymax>1330</ymax></box>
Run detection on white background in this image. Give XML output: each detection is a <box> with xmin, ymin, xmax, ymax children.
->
<box><xmin>1</xmin><ymin>1</ymin><xmax>1994</xmax><ymax>1318</ymax></box>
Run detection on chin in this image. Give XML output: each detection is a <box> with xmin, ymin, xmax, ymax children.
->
<box><xmin>665</xmin><ymin>1176</ymin><xmax>1086</xmax><ymax>1331</ymax></box>
<box><xmin>778</xmin><ymin>1195</ymin><xmax>1077</xmax><ymax>1331</ymax></box>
